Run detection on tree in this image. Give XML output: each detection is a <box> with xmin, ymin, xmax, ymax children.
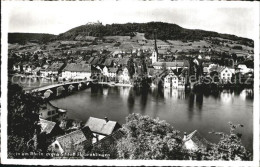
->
<box><xmin>127</xmin><ymin>57</ymin><xmax>135</xmax><ymax>79</ymax></box>
<box><xmin>116</xmin><ymin>113</ymin><xmax>186</xmax><ymax>160</ymax></box>
<box><xmin>8</xmin><ymin>82</ymin><xmax>44</xmax><ymax>158</ymax></box>
<box><xmin>204</xmin><ymin>122</ymin><xmax>252</xmax><ymax>160</ymax></box>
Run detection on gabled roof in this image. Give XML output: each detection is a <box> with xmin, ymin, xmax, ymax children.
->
<box><xmin>108</xmin><ymin>68</ymin><xmax>118</xmax><ymax>73</ymax></box>
<box><xmin>39</xmin><ymin>119</ymin><xmax>56</xmax><ymax>134</ymax></box>
<box><xmin>90</xmin><ymin>57</ymin><xmax>100</xmax><ymax>65</ymax></box>
<box><xmin>84</xmin><ymin>117</ymin><xmax>121</xmax><ymax>136</ymax></box>
<box><xmin>93</xmin><ymin>129</ymin><xmax>125</xmax><ymax>149</ymax></box>
<box><xmin>46</xmin><ymin>62</ymin><xmax>64</xmax><ymax>71</ymax></box>
<box><xmin>203</xmin><ymin>67</ymin><xmax>209</xmax><ymax>73</ymax></box>
<box><xmin>87</xmin><ymin>57</ymin><xmax>95</xmax><ymax>64</ymax></box>
<box><xmin>103</xmin><ymin>58</ymin><xmax>114</xmax><ymax>67</ymax></box>
<box><xmin>184</xmin><ymin>130</ymin><xmax>211</xmax><ymax>151</ymax></box>
<box><xmin>118</xmin><ymin>58</ymin><xmax>129</xmax><ymax>65</ymax></box>
<box><xmin>56</xmin><ymin>126</ymin><xmax>92</xmax><ymax>151</ymax></box>
<box><xmin>152</xmin><ymin>60</ymin><xmax>189</xmax><ymax>68</ymax></box>
<box><xmin>63</xmin><ymin>63</ymin><xmax>91</xmax><ymax>72</ymax></box>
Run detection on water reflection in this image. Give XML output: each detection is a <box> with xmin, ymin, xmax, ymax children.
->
<box><xmin>50</xmin><ymin>86</ymin><xmax>253</xmax><ymax>151</ymax></box>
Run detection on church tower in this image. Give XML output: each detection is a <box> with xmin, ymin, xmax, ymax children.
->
<box><xmin>150</xmin><ymin>30</ymin><xmax>158</xmax><ymax>64</ymax></box>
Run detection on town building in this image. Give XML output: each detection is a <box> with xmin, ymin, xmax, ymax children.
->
<box><xmin>39</xmin><ymin>101</ymin><xmax>67</xmax><ymax>122</ymax></box>
<box><xmin>237</xmin><ymin>64</ymin><xmax>253</xmax><ymax>74</ymax></box>
<box><xmin>84</xmin><ymin>117</ymin><xmax>121</xmax><ymax>143</ymax></box>
<box><xmin>152</xmin><ymin>60</ymin><xmax>189</xmax><ymax>70</ymax></box>
<box><xmin>44</xmin><ymin>62</ymin><xmax>65</xmax><ymax>78</ymax></box>
<box><xmin>164</xmin><ymin>72</ymin><xmax>179</xmax><ymax>88</ymax></box>
<box><xmin>61</xmin><ymin>63</ymin><xmax>91</xmax><ymax>80</ymax></box>
<box><xmin>51</xmin><ymin>126</ymin><xmax>93</xmax><ymax>154</ymax></box>
<box><xmin>118</xmin><ymin>67</ymin><xmax>130</xmax><ymax>84</ymax></box>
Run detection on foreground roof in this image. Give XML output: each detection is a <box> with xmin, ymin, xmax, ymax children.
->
<box><xmin>39</xmin><ymin>119</ymin><xmax>56</xmax><ymax>134</ymax></box>
<box><xmin>56</xmin><ymin>126</ymin><xmax>92</xmax><ymax>150</ymax></box>
<box><xmin>85</xmin><ymin>117</ymin><xmax>121</xmax><ymax>136</ymax></box>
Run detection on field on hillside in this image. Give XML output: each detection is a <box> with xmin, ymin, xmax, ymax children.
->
<box><xmin>8</xmin><ymin>32</ymin><xmax>253</xmax><ymax>58</ymax></box>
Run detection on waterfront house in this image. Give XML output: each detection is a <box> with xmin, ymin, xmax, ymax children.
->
<box><xmin>178</xmin><ymin>75</ymin><xmax>186</xmax><ymax>88</ymax></box>
<box><xmin>183</xmin><ymin>130</ymin><xmax>211</xmax><ymax>151</ymax></box>
<box><xmin>102</xmin><ymin>66</ymin><xmax>109</xmax><ymax>77</ymax></box>
<box><xmin>108</xmin><ymin>68</ymin><xmax>118</xmax><ymax>78</ymax></box>
<box><xmin>84</xmin><ymin>117</ymin><xmax>121</xmax><ymax>143</ymax></box>
<box><xmin>32</xmin><ymin>67</ymin><xmax>41</xmax><ymax>76</ymax></box>
<box><xmin>152</xmin><ymin>60</ymin><xmax>189</xmax><ymax>71</ymax></box>
<box><xmin>45</xmin><ymin>62</ymin><xmax>65</xmax><ymax>78</ymax></box>
<box><xmin>237</xmin><ymin>64</ymin><xmax>253</xmax><ymax>74</ymax></box>
<box><xmin>51</xmin><ymin>126</ymin><xmax>93</xmax><ymax>154</ymax></box>
<box><xmin>219</xmin><ymin>67</ymin><xmax>233</xmax><ymax>82</ymax></box>
<box><xmin>61</xmin><ymin>63</ymin><xmax>91</xmax><ymax>80</ymax></box>
<box><xmin>13</xmin><ymin>63</ymin><xmax>21</xmax><ymax>72</ymax></box>
<box><xmin>39</xmin><ymin>119</ymin><xmax>64</xmax><ymax>138</ymax></box>
<box><xmin>118</xmin><ymin>67</ymin><xmax>130</xmax><ymax>84</ymax></box>
<box><xmin>23</xmin><ymin>63</ymin><xmax>33</xmax><ymax>74</ymax></box>
<box><xmin>40</xmin><ymin>64</ymin><xmax>50</xmax><ymax>77</ymax></box>
<box><xmin>209</xmin><ymin>66</ymin><xmax>233</xmax><ymax>83</ymax></box>
<box><xmin>164</xmin><ymin>72</ymin><xmax>179</xmax><ymax>88</ymax></box>
<box><xmin>39</xmin><ymin>101</ymin><xmax>67</xmax><ymax>122</ymax></box>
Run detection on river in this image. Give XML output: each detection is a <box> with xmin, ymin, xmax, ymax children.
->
<box><xmin>50</xmin><ymin>85</ymin><xmax>253</xmax><ymax>152</ymax></box>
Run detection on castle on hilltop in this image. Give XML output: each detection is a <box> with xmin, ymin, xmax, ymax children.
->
<box><xmin>86</xmin><ymin>21</ymin><xmax>102</xmax><ymax>26</ymax></box>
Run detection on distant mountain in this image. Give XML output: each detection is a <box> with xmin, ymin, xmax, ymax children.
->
<box><xmin>57</xmin><ymin>22</ymin><xmax>253</xmax><ymax>46</ymax></box>
<box><xmin>8</xmin><ymin>33</ymin><xmax>56</xmax><ymax>44</ymax></box>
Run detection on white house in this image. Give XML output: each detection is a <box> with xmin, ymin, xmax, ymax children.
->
<box><xmin>164</xmin><ymin>73</ymin><xmax>179</xmax><ymax>88</ymax></box>
<box><xmin>108</xmin><ymin>68</ymin><xmax>118</xmax><ymax>78</ymax></box>
<box><xmin>61</xmin><ymin>63</ymin><xmax>91</xmax><ymax>80</ymax></box>
<box><xmin>237</xmin><ymin>64</ymin><xmax>253</xmax><ymax>74</ymax></box>
<box><xmin>39</xmin><ymin>101</ymin><xmax>67</xmax><ymax>122</ymax></box>
<box><xmin>13</xmin><ymin>64</ymin><xmax>21</xmax><ymax>72</ymax></box>
<box><xmin>118</xmin><ymin>67</ymin><xmax>130</xmax><ymax>84</ymax></box>
<box><xmin>102</xmin><ymin>66</ymin><xmax>109</xmax><ymax>76</ymax></box>
<box><xmin>219</xmin><ymin>67</ymin><xmax>233</xmax><ymax>82</ymax></box>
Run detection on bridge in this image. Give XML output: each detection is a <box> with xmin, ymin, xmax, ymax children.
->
<box><xmin>25</xmin><ymin>79</ymin><xmax>94</xmax><ymax>98</ymax></box>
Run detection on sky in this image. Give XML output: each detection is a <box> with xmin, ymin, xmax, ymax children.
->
<box><xmin>5</xmin><ymin>1</ymin><xmax>258</xmax><ymax>39</ymax></box>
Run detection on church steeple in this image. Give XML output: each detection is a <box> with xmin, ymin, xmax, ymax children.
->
<box><xmin>150</xmin><ymin>30</ymin><xmax>158</xmax><ymax>64</ymax></box>
<box><xmin>154</xmin><ymin>30</ymin><xmax>158</xmax><ymax>62</ymax></box>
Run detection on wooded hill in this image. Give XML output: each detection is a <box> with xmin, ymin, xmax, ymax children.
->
<box><xmin>8</xmin><ymin>22</ymin><xmax>253</xmax><ymax>47</ymax></box>
<box><xmin>8</xmin><ymin>33</ymin><xmax>56</xmax><ymax>44</ymax></box>
<box><xmin>57</xmin><ymin>22</ymin><xmax>253</xmax><ymax>47</ymax></box>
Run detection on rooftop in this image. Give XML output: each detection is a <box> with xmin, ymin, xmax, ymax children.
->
<box><xmin>63</xmin><ymin>63</ymin><xmax>91</xmax><ymax>72</ymax></box>
<box><xmin>39</xmin><ymin>119</ymin><xmax>56</xmax><ymax>134</ymax></box>
<box><xmin>56</xmin><ymin>126</ymin><xmax>93</xmax><ymax>151</ymax></box>
<box><xmin>84</xmin><ymin>117</ymin><xmax>121</xmax><ymax>136</ymax></box>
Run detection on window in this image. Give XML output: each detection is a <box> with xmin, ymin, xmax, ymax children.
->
<box><xmin>52</xmin><ymin>110</ymin><xmax>56</xmax><ymax>115</ymax></box>
<box><xmin>47</xmin><ymin>111</ymin><xmax>52</xmax><ymax>116</ymax></box>
<box><xmin>227</xmin><ymin>74</ymin><xmax>230</xmax><ymax>76</ymax></box>
<box><xmin>223</xmin><ymin>73</ymin><xmax>225</xmax><ymax>76</ymax></box>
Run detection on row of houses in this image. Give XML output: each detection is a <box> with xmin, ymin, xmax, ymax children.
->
<box><xmin>39</xmin><ymin>115</ymin><xmax>207</xmax><ymax>157</ymax></box>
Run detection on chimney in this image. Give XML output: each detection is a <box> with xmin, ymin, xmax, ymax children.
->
<box><xmin>104</xmin><ymin>117</ymin><xmax>109</xmax><ymax>123</ymax></box>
